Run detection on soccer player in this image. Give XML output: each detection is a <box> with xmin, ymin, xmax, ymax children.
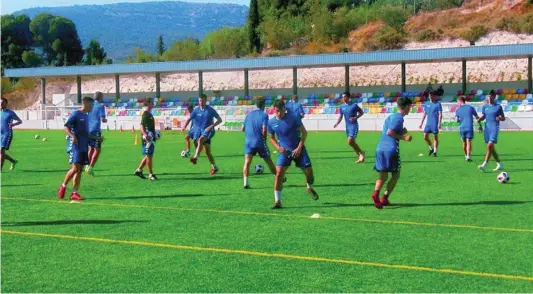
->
<box><xmin>372</xmin><ymin>97</ymin><xmax>413</xmax><ymax>209</ymax></box>
<box><xmin>1</xmin><ymin>98</ymin><xmax>22</xmax><ymax>172</ymax></box>
<box><xmin>268</xmin><ymin>99</ymin><xmax>318</xmax><ymax>209</ymax></box>
<box><xmin>86</xmin><ymin>91</ymin><xmax>107</xmax><ymax>176</ymax></box>
<box><xmin>285</xmin><ymin>95</ymin><xmax>305</xmax><ymax>121</ymax></box>
<box><xmin>333</xmin><ymin>92</ymin><xmax>365</xmax><ymax>163</ymax></box>
<box><xmin>183</xmin><ymin>94</ymin><xmax>222</xmax><ymax>175</ymax></box>
<box><xmin>419</xmin><ymin>91</ymin><xmax>442</xmax><ymax>156</ymax></box>
<box><xmin>134</xmin><ymin>98</ymin><xmax>158</xmax><ymax>180</ymax></box>
<box><xmin>455</xmin><ymin>96</ymin><xmax>482</xmax><ymax>162</ymax></box>
<box><xmin>58</xmin><ymin>97</ymin><xmax>102</xmax><ymax>201</ymax></box>
<box><xmin>181</xmin><ymin>104</ymin><xmax>197</xmax><ymax>157</ymax></box>
<box><xmin>242</xmin><ymin>98</ymin><xmax>279</xmax><ymax>189</ymax></box>
<box><xmin>477</xmin><ymin>90</ymin><xmax>505</xmax><ymax>172</ymax></box>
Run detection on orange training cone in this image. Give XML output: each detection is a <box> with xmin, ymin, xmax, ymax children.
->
<box><xmin>134</xmin><ymin>134</ymin><xmax>139</xmax><ymax>145</ymax></box>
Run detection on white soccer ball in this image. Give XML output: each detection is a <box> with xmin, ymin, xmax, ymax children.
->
<box><xmin>35</xmin><ymin>134</ymin><xmax>40</xmax><ymax>139</ymax></box>
<box><xmin>181</xmin><ymin>150</ymin><xmax>190</xmax><ymax>158</ymax></box>
<box><xmin>255</xmin><ymin>164</ymin><xmax>264</xmax><ymax>174</ymax></box>
<box><xmin>497</xmin><ymin>172</ymin><xmax>510</xmax><ymax>184</ymax></box>
<box><xmin>42</xmin><ymin>137</ymin><xmax>47</xmax><ymax>142</ymax></box>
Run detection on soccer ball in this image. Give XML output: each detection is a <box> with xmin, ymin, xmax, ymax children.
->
<box><xmin>42</xmin><ymin>138</ymin><xmax>47</xmax><ymax>142</ymax></box>
<box><xmin>497</xmin><ymin>172</ymin><xmax>510</xmax><ymax>183</ymax></box>
<box><xmin>181</xmin><ymin>150</ymin><xmax>190</xmax><ymax>158</ymax></box>
<box><xmin>65</xmin><ymin>135</ymin><xmax>69</xmax><ymax>140</ymax></box>
<box><xmin>255</xmin><ymin>164</ymin><xmax>264</xmax><ymax>174</ymax></box>
<box><xmin>155</xmin><ymin>130</ymin><xmax>161</xmax><ymax>139</ymax></box>
<box><xmin>35</xmin><ymin>134</ymin><xmax>40</xmax><ymax>139</ymax></box>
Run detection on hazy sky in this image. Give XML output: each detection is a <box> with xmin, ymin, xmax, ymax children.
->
<box><xmin>1</xmin><ymin>0</ymin><xmax>249</xmax><ymax>14</ymax></box>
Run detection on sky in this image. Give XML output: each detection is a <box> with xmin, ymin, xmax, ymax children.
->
<box><xmin>1</xmin><ymin>0</ymin><xmax>248</xmax><ymax>14</ymax></box>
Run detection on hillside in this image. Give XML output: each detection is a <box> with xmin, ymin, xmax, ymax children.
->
<box><xmin>14</xmin><ymin>1</ymin><xmax>248</xmax><ymax>60</ymax></box>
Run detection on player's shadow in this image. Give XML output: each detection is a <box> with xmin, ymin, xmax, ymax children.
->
<box><xmin>2</xmin><ymin>220</ymin><xmax>148</xmax><ymax>226</ymax></box>
<box><xmin>92</xmin><ymin>193</ymin><xmax>224</xmax><ymax>200</ymax></box>
<box><xmin>21</xmin><ymin>169</ymin><xmax>67</xmax><ymax>173</ymax></box>
<box><xmin>317</xmin><ymin>156</ymin><xmax>375</xmax><ymax>160</ymax></box>
<box><xmin>187</xmin><ymin>176</ymin><xmax>241</xmax><ymax>181</ymax></box>
<box><xmin>320</xmin><ymin>200</ymin><xmax>533</xmax><ymax>208</ymax></box>
<box><xmin>2</xmin><ymin>183</ymin><xmax>42</xmax><ymax>187</ymax></box>
<box><xmin>402</xmin><ymin>160</ymin><xmax>445</xmax><ymax>163</ymax></box>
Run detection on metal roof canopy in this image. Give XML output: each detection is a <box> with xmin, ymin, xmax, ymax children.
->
<box><xmin>4</xmin><ymin>43</ymin><xmax>533</xmax><ymax>78</ymax></box>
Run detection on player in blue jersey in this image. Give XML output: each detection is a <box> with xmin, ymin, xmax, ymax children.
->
<box><xmin>455</xmin><ymin>96</ymin><xmax>482</xmax><ymax>162</ymax></box>
<box><xmin>86</xmin><ymin>92</ymin><xmax>107</xmax><ymax>176</ymax></box>
<box><xmin>134</xmin><ymin>98</ymin><xmax>158</xmax><ymax>180</ymax></box>
<box><xmin>242</xmin><ymin>98</ymin><xmax>282</xmax><ymax>189</ymax></box>
<box><xmin>477</xmin><ymin>90</ymin><xmax>505</xmax><ymax>172</ymax></box>
<box><xmin>419</xmin><ymin>91</ymin><xmax>442</xmax><ymax>156</ymax></box>
<box><xmin>1</xmin><ymin>98</ymin><xmax>22</xmax><ymax>172</ymax></box>
<box><xmin>333</xmin><ymin>92</ymin><xmax>365</xmax><ymax>163</ymax></box>
<box><xmin>285</xmin><ymin>95</ymin><xmax>305</xmax><ymax>121</ymax></box>
<box><xmin>268</xmin><ymin>99</ymin><xmax>318</xmax><ymax>209</ymax></box>
<box><xmin>183</xmin><ymin>94</ymin><xmax>223</xmax><ymax>175</ymax></box>
<box><xmin>372</xmin><ymin>97</ymin><xmax>413</xmax><ymax>209</ymax></box>
<box><xmin>181</xmin><ymin>104</ymin><xmax>197</xmax><ymax>157</ymax></box>
<box><xmin>58</xmin><ymin>97</ymin><xmax>102</xmax><ymax>201</ymax></box>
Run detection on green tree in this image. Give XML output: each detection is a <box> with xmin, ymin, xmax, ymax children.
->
<box><xmin>163</xmin><ymin>38</ymin><xmax>201</xmax><ymax>61</ymax></box>
<box><xmin>201</xmin><ymin>28</ymin><xmax>248</xmax><ymax>59</ymax></box>
<box><xmin>125</xmin><ymin>48</ymin><xmax>159</xmax><ymax>63</ymax></box>
<box><xmin>29</xmin><ymin>13</ymin><xmax>55</xmax><ymax>59</ymax></box>
<box><xmin>22</xmin><ymin>50</ymin><xmax>42</xmax><ymax>67</ymax></box>
<box><xmin>83</xmin><ymin>39</ymin><xmax>107</xmax><ymax>65</ymax></box>
<box><xmin>157</xmin><ymin>35</ymin><xmax>165</xmax><ymax>56</ymax></box>
<box><xmin>378</xmin><ymin>6</ymin><xmax>408</xmax><ymax>30</ymax></box>
<box><xmin>1</xmin><ymin>14</ymin><xmax>33</xmax><ymax>69</ymax></box>
<box><xmin>248</xmin><ymin>0</ymin><xmax>261</xmax><ymax>53</ymax></box>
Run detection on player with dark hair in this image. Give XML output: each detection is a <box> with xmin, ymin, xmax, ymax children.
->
<box><xmin>183</xmin><ymin>94</ymin><xmax>223</xmax><ymax>175</ymax></box>
<box><xmin>333</xmin><ymin>91</ymin><xmax>365</xmax><ymax>163</ymax></box>
<box><xmin>86</xmin><ymin>91</ymin><xmax>107</xmax><ymax>176</ymax></box>
<box><xmin>477</xmin><ymin>90</ymin><xmax>505</xmax><ymax>172</ymax></box>
<box><xmin>1</xmin><ymin>98</ymin><xmax>22</xmax><ymax>171</ymax></box>
<box><xmin>285</xmin><ymin>94</ymin><xmax>305</xmax><ymax>121</ymax></box>
<box><xmin>455</xmin><ymin>96</ymin><xmax>482</xmax><ymax>161</ymax></box>
<box><xmin>268</xmin><ymin>99</ymin><xmax>318</xmax><ymax>209</ymax></box>
<box><xmin>134</xmin><ymin>98</ymin><xmax>158</xmax><ymax>180</ymax></box>
<box><xmin>372</xmin><ymin>97</ymin><xmax>413</xmax><ymax>209</ymax></box>
<box><xmin>181</xmin><ymin>104</ymin><xmax>197</xmax><ymax>157</ymax></box>
<box><xmin>419</xmin><ymin>91</ymin><xmax>442</xmax><ymax>156</ymax></box>
<box><xmin>58</xmin><ymin>97</ymin><xmax>102</xmax><ymax>201</ymax></box>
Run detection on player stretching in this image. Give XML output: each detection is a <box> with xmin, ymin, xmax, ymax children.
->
<box><xmin>268</xmin><ymin>99</ymin><xmax>318</xmax><ymax>209</ymax></box>
<box><xmin>1</xmin><ymin>98</ymin><xmax>22</xmax><ymax>171</ymax></box>
<box><xmin>455</xmin><ymin>96</ymin><xmax>482</xmax><ymax>162</ymax></box>
<box><xmin>58</xmin><ymin>97</ymin><xmax>102</xmax><ymax>201</ymax></box>
<box><xmin>184</xmin><ymin>94</ymin><xmax>222</xmax><ymax>175</ymax></box>
<box><xmin>134</xmin><ymin>98</ymin><xmax>158</xmax><ymax>180</ymax></box>
<box><xmin>242</xmin><ymin>98</ymin><xmax>280</xmax><ymax>189</ymax></box>
<box><xmin>372</xmin><ymin>97</ymin><xmax>413</xmax><ymax>209</ymax></box>
<box><xmin>285</xmin><ymin>95</ymin><xmax>305</xmax><ymax>121</ymax></box>
<box><xmin>333</xmin><ymin>92</ymin><xmax>365</xmax><ymax>163</ymax></box>
<box><xmin>477</xmin><ymin>90</ymin><xmax>505</xmax><ymax>172</ymax></box>
<box><xmin>181</xmin><ymin>104</ymin><xmax>197</xmax><ymax>157</ymax></box>
<box><xmin>419</xmin><ymin>91</ymin><xmax>442</xmax><ymax>156</ymax></box>
<box><xmin>86</xmin><ymin>91</ymin><xmax>107</xmax><ymax>176</ymax></box>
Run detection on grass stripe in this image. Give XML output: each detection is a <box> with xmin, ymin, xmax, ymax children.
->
<box><xmin>3</xmin><ymin>229</ymin><xmax>533</xmax><ymax>282</ymax></box>
<box><xmin>3</xmin><ymin>197</ymin><xmax>533</xmax><ymax>233</ymax></box>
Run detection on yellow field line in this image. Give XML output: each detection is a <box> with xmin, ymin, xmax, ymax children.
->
<box><xmin>2</xmin><ymin>229</ymin><xmax>533</xmax><ymax>282</ymax></box>
<box><xmin>3</xmin><ymin>197</ymin><xmax>533</xmax><ymax>233</ymax></box>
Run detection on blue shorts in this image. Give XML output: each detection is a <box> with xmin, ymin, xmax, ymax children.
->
<box><xmin>142</xmin><ymin>141</ymin><xmax>155</xmax><ymax>156</ymax></box>
<box><xmin>276</xmin><ymin>147</ymin><xmax>312</xmax><ymax>169</ymax></box>
<box><xmin>346</xmin><ymin>124</ymin><xmax>359</xmax><ymax>139</ymax></box>
<box><xmin>245</xmin><ymin>143</ymin><xmax>270</xmax><ymax>158</ymax></box>
<box><xmin>199</xmin><ymin>129</ymin><xmax>215</xmax><ymax>145</ymax></box>
<box><xmin>89</xmin><ymin>131</ymin><xmax>102</xmax><ymax>149</ymax></box>
<box><xmin>69</xmin><ymin>148</ymin><xmax>89</xmax><ymax>165</ymax></box>
<box><xmin>484</xmin><ymin>129</ymin><xmax>499</xmax><ymax>144</ymax></box>
<box><xmin>374</xmin><ymin>149</ymin><xmax>401</xmax><ymax>173</ymax></box>
<box><xmin>187</xmin><ymin>129</ymin><xmax>200</xmax><ymax>139</ymax></box>
<box><xmin>424</xmin><ymin>125</ymin><xmax>439</xmax><ymax>135</ymax></box>
<box><xmin>460</xmin><ymin>130</ymin><xmax>473</xmax><ymax>140</ymax></box>
<box><xmin>1</xmin><ymin>132</ymin><xmax>13</xmax><ymax>150</ymax></box>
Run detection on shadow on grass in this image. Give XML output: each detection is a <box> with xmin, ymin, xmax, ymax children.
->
<box><xmin>2</xmin><ymin>183</ymin><xmax>42</xmax><ymax>187</ymax></box>
<box><xmin>315</xmin><ymin>200</ymin><xmax>533</xmax><ymax>209</ymax></box>
<box><xmin>92</xmin><ymin>193</ymin><xmax>229</xmax><ymax>200</ymax></box>
<box><xmin>2</xmin><ymin>220</ymin><xmax>148</xmax><ymax>226</ymax></box>
<box><xmin>21</xmin><ymin>169</ymin><xmax>67</xmax><ymax>173</ymax></box>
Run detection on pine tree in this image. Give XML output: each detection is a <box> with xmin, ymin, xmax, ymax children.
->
<box><xmin>247</xmin><ymin>0</ymin><xmax>261</xmax><ymax>53</ymax></box>
<box><xmin>157</xmin><ymin>35</ymin><xmax>165</xmax><ymax>56</ymax></box>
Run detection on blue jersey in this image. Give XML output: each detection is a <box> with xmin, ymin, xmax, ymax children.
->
<box><xmin>268</xmin><ymin>113</ymin><xmax>302</xmax><ymax>150</ymax></box>
<box><xmin>455</xmin><ymin>105</ymin><xmax>478</xmax><ymax>132</ymax></box>
<box><xmin>482</xmin><ymin>104</ymin><xmax>504</xmax><ymax>132</ymax></box>
<box><xmin>244</xmin><ymin>109</ymin><xmax>268</xmax><ymax>148</ymax></box>
<box><xmin>1</xmin><ymin>109</ymin><xmax>20</xmax><ymax>135</ymax></box>
<box><xmin>65</xmin><ymin>110</ymin><xmax>90</xmax><ymax>152</ymax></box>
<box><xmin>424</xmin><ymin>102</ymin><xmax>442</xmax><ymax>128</ymax></box>
<box><xmin>376</xmin><ymin>113</ymin><xmax>404</xmax><ymax>152</ymax></box>
<box><xmin>285</xmin><ymin>101</ymin><xmax>304</xmax><ymax>120</ymax></box>
<box><xmin>191</xmin><ymin>106</ymin><xmax>221</xmax><ymax>131</ymax></box>
<box><xmin>339</xmin><ymin>103</ymin><xmax>362</xmax><ymax>128</ymax></box>
<box><xmin>88</xmin><ymin>101</ymin><xmax>106</xmax><ymax>133</ymax></box>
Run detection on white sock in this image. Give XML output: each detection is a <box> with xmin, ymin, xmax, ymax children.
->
<box><xmin>428</xmin><ymin>145</ymin><xmax>433</xmax><ymax>150</ymax></box>
<box><xmin>306</xmin><ymin>183</ymin><xmax>312</xmax><ymax>189</ymax></box>
<box><xmin>466</xmin><ymin>155</ymin><xmax>470</xmax><ymax>159</ymax></box>
<box><xmin>244</xmin><ymin>177</ymin><xmax>248</xmax><ymax>186</ymax></box>
<box><xmin>61</xmin><ymin>183</ymin><xmax>66</xmax><ymax>188</ymax></box>
<box><xmin>481</xmin><ymin>161</ymin><xmax>487</xmax><ymax>167</ymax></box>
<box><xmin>185</xmin><ymin>149</ymin><xmax>189</xmax><ymax>152</ymax></box>
<box><xmin>497</xmin><ymin>162</ymin><xmax>502</xmax><ymax>167</ymax></box>
<box><xmin>433</xmin><ymin>148</ymin><xmax>437</xmax><ymax>154</ymax></box>
<box><xmin>274</xmin><ymin>190</ymin><xmax>281</xmax><ymax>201</ymax></box>
<box><xmin>211</xmin><ymin>164</ymin><xmax>217</xmax><ymax>169</ymax></box>
<box><xmin>136</xmin><ymin>168</ymin><xmax>142</xmax><ymax>173</ymax></box>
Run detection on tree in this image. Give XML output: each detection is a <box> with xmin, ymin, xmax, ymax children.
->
<box><xmin>29</xmin><ymin>13</ymin><xmax>55</xmax><ymax>60</ymax></box>
<box><xmin>157</xmin><ymin>35</ymin><xmax>165</xmax><ymax>56</ymax></box>
<box><xmin>1</xmin><ymin>14</ymin><xmax>33</xmax><ymax>69</ymax></box>
<box><xmin>22</xmin><ymin>50</ymin><xmax>42</xmax><ymax>67</ymax></box>
<box><xmin>248</xmin><ymin>0</ymin><xmax>261</xmax><ymax>53</ymax></box>
<box><xmin>200</xmin><ymin>28</ymin><xmax>248</xmax><ymax>59</ymax></box>
<box><xmin>163</xmin><ymin>38</ymin><xmax>201</xmax><ymax>61</ymax></box>
<box><xmin>83</xmin><ymin>39</ymin><xmax>107</xmax><ymax>65</ymax></box>
<box><xmin>125</xmin><ymin>48</ymin><xmax>159</xmax><ymax>63</ymax></box>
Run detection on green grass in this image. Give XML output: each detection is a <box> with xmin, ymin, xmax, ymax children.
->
<box><xmin>2</xmin><ymin>130</ymin><xmax>533</xmax><ymax>292</ymax></box>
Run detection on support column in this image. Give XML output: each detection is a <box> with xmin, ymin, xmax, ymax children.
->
<box><xmin>40</xmin><ymin>78</ymin><xmax>46</xmax><ymax>104</ymax></box>
<box><xmin>244</xmin><ymin>69</ymin><xmax>249</xmax><ymax>98</ymax></box>
<box><xmin>198</xmin><ymin>71</ymin><xmax>204</xmax><ymax>97</ymax></box>
<box><xmin>115</xmin><ymin>74</ymin><xmax>120</xmax><ymax>101</ymax></box>
<box><xmin>401</xmin><ymin>62</ymin><xmax>406</xmax><ymax>93</ymax></box>
<box><xmin>155</xmin><ymin>72</ymin><xmax>161</xmax><ymax>98</ymax></box>
<box><xmin>462</xmin><ymin>60</ymin><xmax>467</xmax><ymax>93</ymax></box>
<box><xmin>292</xmin><ymin>67</ymin><xmax>298</xmax><ymax>96</ymax></box>
<box><xmin>344</xmin><ymin>64</ymin><xmax>350</xmax><ymax>93</ymax></box>
<box><xmin>528</xmin><ymin>56</ymin><xmax>532</xmax><ymax>93</ymax></box>
<box><xmin>76</xmin><ymin>75</ymin><xmax>82</xmax><ymax>104</ymax></box>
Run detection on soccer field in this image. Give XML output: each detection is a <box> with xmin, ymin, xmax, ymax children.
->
<box><xmin>2</xmin><ymin>130</ymin><xmax>533</xmax><ymax>292</ymax></box>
